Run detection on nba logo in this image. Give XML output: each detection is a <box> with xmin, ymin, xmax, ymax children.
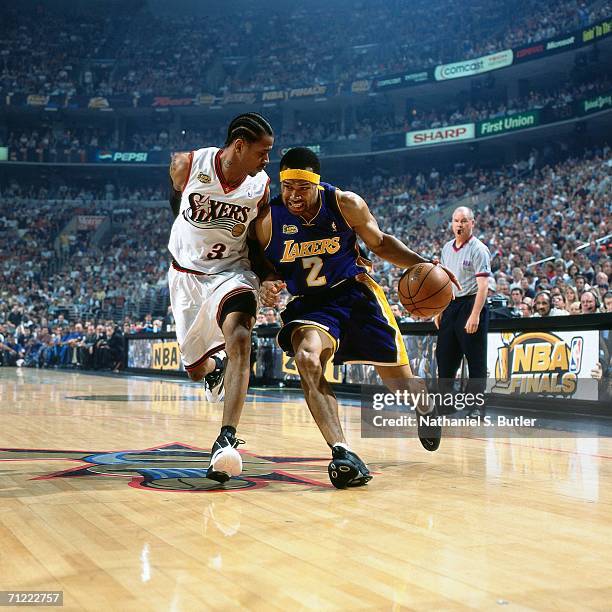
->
<box><xmin>569</xmin><ymin>337</ymin><xmax>583</xmax><ymax>373</ymax></box>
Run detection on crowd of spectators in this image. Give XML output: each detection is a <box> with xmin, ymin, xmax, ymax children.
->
<box><xmin>376</xmin><ymin>146</ymin><xmax>612</xmax><ymax>321</ymax></box>
<box><xmin>0</xmin><ymin>0</ymin><xmax>609</xmax><ymax>99</ymax></box>
<box><xmin>0</xmin><ymin>146</ymin><xmax>610</xmax><ymax>372</ymax></box>
<box><xmin>5</xmin><ymin>75</ymin><xmax>610</xmax><ymax>163</ymax></box>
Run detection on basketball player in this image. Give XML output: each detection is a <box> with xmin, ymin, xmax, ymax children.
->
<box><xmin>255</xmin><ymin>148</ymin><xmax>460</xmax><ymax>488</ymax></box>
<box><xmin>168</xmin><ymin>113</ymin><xmax>273</xmax><ymax>483</ymax></box>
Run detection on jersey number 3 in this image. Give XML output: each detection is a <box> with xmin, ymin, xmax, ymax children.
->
<box><xmin>302</xmin><ymin>256</ymin><xmax>327</xmax><ymax>287</ymax></box>
<box><xmin>206</xmin><ymin>243</ymin><xmax>226</xmax><ymax>260</ymax></box>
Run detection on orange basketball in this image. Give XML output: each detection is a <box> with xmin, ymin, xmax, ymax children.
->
<box><xmin>398</xmin><ymin>262</ymin><xmax>453</xmax><ymax>318</ymax></box>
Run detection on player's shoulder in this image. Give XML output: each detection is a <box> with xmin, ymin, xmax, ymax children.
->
<box><xmin>191</xmin><ymin>146</ymin><xmax>219</xmax><ymax>160</ymax></box>
<box><xmin>334</xmin><ymin>187</ymin><xmax>367</xmax><ymax>212</ymax></box>
<box><xmin>245</xmin><ymin>168</ymin><xmax>270</xmax><ymax>194</ymax></box>
<box><xmin>236</xmin><ymin>169</ymin><xmax>269</xmax><ymax>204</ymax></box>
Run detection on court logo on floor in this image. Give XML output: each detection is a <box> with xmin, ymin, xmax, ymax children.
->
<box><xmin>0</xmin><ymin>443</ymin><xmax>333</xmax><ymax>492</ymax></box>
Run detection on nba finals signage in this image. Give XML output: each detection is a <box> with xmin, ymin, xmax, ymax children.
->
<box><xmin>487</xmin><ymin>330</ymin><xmax>599</xmax><ymax>400</ymax></box>
<box><xmin>152</xmin><ymin>341</ymin><xmax>181</xmax><ymax>371</ymax></box>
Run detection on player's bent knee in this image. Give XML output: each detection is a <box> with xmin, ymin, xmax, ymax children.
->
<box><xmin>294</xmin><ymin>349</ymin><xmax>322</xmax><ymax>376</ymax></box>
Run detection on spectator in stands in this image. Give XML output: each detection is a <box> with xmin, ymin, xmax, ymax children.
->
<box><xmin>580</xmin><ymin>290</ymin><xmax>601</xmax><ymax>314</ymax></box>
<box><xmin>510</xmin><ymin>287</ymin><xmax>524</xmax><ymax>310</ymax></box>
<box><xmin>532</xmin><ymin>291</ymin><xmax>569</xmax><ymax>317</ymax></box>
<box><xmin>569</xmin><ymin>301</ymin><xmax>582</xmax><ymax>315</ymax></box>
<box><xmin>564</xmin><ymin>286</ymin><xmax>579</xmax><ymax>307</ymax></box>
<box><xmin>603</xmin><ymin>292</ymin><xmax>612</xmax><ymax>313</ymax></box>
<box><xmin>518</xmin><ymin>302</ymin><xmax>533</xmax><ymax>318</ymax></box>
<box><xmin>552</xmin><ymin>293</ymin><xmax>569</xmax><ymax>314</ymax></box>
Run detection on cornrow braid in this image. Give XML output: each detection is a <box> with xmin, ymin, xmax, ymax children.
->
<box><xmin>225</xmin><ymin>112</ymin><xmax>273</xmax><ymax>146</ymax></box>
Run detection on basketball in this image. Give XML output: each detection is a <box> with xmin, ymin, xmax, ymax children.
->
<box><xmin>398</xmin><ymin>263</ymin><xmax>453</xmax><ymax>318</ymax></box>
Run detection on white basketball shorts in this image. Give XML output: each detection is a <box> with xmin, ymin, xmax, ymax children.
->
<box><xmin>168</xmin><ymin>262</ymin><xmax>259</xmax><ymax>372</ymax></box>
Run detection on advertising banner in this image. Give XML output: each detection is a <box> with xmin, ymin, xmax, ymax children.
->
<box><xmin>261</xmin><ymin>90</ymin><xmax>286</xmax><ymax>102</ymax></box>
<box><xmin>222</xmin><ymin>92</ymin><xmax>258</xmax><ymax>105</ymax></box>
<box><xmin>151</xmin><ymin>341</ymin><xmax>182</xmax><ymax>371</ymax></box>
<box><xmin>544</xmin><ymin>34</ymin><xmax>577</xmax><ymax>52</ymax></box>
<box><xmin>402</xmin><ymin>71</ymin><xmax>429</xmax><ymax>84</ymax></box>
<box><xmin>126</xmin><ymin>321</ymin><xmax>609</xmax><ymax>406</ymax></box>
<box><xmin>351</xmin><ymin>80</ymin><xmax>372</xmax><ymax>94</ymax></box>
<box><xmin>26</xmin><ymin>95</ymin><xmax>50</xmax><ymax>107</ymax></box>
<box><xmin>87</xmin><ymin>96</ymin><xmax>111</xmax><ymax>110</ymax></box>
<box><xmin>580</xmin><ymin>91</ymin><xmax>612</xmax><ymax>115</ymax></box>
<box><xmin>477</xmin><ymin>111</ymin><xmax>540</xmax><ymax>137</ymax></box>
<box><xmin>96</xmin><ymin>151</ymin><xmax>150</xmax><ymax>163</ymax></box>
<box><xmin>406</xmin><ymin>123</ymin><xmax>475</xmax><ymax>147</ymax></box>
<box><xmin>128</xmin><ymin>338</ymin><xmax>185</xmax><ymax>371</ymax></box>
<box><xmin>76</xmin><ymin>216</ymin><xmax>106</xmax><ymax>230</ymax></box>
<box><xmin>582</xmin><ymin>17</ymin><xmax>612</xmax><ymax>44</ymax></box>
<box><xmin>514</xmin><ymin>42</ymin><xmax>547</xmax><ymax>63</ymax></box>
<box><xmin>374</xmin><ymin>75</ymin><xmax>403</xmax><ymax>90</ymax></box>
<box><xmin>151</xmin><ymin>96</ymin><xmax>195</xmax><ymax>108</ymax></box>
<box><xmin>486</xmin><ymin>330</ymin><xmax>600</xmax><ymax>400</ymax></box>
<box><xmin>434</xmin><ymin>49</ymin><xmax>513</xmax><ymax>81</ymax></box>
<box><xmin>288</xmin><ymin>85</ymin><xmax>327</xmax><ymax>99</ymax></box>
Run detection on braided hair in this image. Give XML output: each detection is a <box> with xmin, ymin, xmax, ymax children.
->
<box><xmin>225</xmin><ymin>112</ymin><xmax>273</xmax><ymax>146</ymax></box>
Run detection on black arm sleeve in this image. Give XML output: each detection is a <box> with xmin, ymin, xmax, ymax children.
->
<box><xmin>169</xmin><ymin>179</ymin><xmax>181</xmax><ymax>218</ymax></box>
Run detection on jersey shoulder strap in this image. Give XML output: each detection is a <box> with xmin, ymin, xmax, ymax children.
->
<box><xmin>321</xmin><ymin>182</ymin><xmax>351</xmax><ymax>232</ymax></box>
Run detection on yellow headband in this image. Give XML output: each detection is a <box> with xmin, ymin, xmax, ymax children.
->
<box><xmin>279</xmin><ymin>169</ymin><xmax>321</xmax><ymax>184</ymax></box>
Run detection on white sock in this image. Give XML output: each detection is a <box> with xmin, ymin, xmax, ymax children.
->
<box><xmin>333</xmin><ymin>442</ymin><xmax>350</xmax><ymax>451</ymax></box>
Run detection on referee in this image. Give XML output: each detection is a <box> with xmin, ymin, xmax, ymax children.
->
<box><xmin>435</xmin><ymin>206</ymin><xmax>491</xmax><ymax>397</ymax></box>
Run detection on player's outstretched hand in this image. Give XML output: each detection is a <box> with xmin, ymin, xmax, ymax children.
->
<box><xmin>431</xmin><ymin>258</ymin><xmax>462</xmax><ymax>293</ymax></box>
<box><xmin>433</xmin><ymin>313</ymin><xmax>442</xmax><ymax>329</ymax></box>
<box><xmin>260</xmin><ymin>280</ymin><xmax>286</xmax><ymax>307</ymax></box>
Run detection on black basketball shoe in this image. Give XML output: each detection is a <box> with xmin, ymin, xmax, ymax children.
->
<box><xmin>206</xmin><ymin>432</ymin><xmax>244</xmax><ymax>484</ymax></box>
<box><xmin>328</xmin><ymin>445</ymin><xmax>372</xmax><ymax>489</ymax></box>
<box><xmin>417</xmin><ymin>405</ymin><xmax>442</xmax><ymax>452</ymax></box>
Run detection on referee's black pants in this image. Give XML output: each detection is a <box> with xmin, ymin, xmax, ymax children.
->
<box><xmin>436</xmin><ymin>295</ymin><xmax>489</xmax><ymax>395</ymax></box>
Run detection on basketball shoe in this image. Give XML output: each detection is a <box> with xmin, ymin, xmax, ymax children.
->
<box><xmin>206</xmin><ymin>431</ymin><xmax>244</xmax><ymax>483</ymax></box>
<box><xmin>203</xmin><ymin>350</ymin><xmax>227</xmax><ymax>402</ymax></box>
<box><xmin>416</xmin><ymin>405</ymin><xmax>442</xmax><ymax>452</ymax></box>
<box><xmin>328</xmin><ymin>445</ymin><xmax>372</xmax><ymax>489</ymax></box>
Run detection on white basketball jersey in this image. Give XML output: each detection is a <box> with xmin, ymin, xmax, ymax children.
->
<box><xmin>168</xmin><ymin>147</ymin><xmax>269</xmax><ymax>273</ymax></box>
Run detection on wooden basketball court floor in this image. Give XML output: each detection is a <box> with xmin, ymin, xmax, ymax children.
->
<box><xmin>1</xmin><ymin>368</ymin><xmax>611</xmax><ymax>611</ymax></box>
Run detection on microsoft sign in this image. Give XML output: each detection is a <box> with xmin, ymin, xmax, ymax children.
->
<box><xmin>477</xmin><ymin>111</ymin><xmax>540</xmax><ymax>137</ymax></box>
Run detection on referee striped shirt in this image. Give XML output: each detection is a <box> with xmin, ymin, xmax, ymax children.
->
<box><xmin>440</xmin><ymin>235</ymin><xmax>491</xmax><ymax>297</ymax></box>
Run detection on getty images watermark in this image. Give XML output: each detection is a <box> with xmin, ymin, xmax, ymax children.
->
<box><xmin>373</xmin><ymin>390</ymin><xmax>534</xmax><ymax>425</ymax></box>
<box><xmin>359</xmin><ymin>378</ymin><xmax>607</xmax><ymax>439</ymax></box>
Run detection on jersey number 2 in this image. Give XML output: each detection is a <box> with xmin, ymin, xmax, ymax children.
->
<box><xmin>206</xmin><ymin>243</ymin><xmax>226</xmax><ymax>259</ymax></box>
<box><xmin>302</xmin><ymin>256</ymin><xmax>327</xmax><ymax>287</ymax></box>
